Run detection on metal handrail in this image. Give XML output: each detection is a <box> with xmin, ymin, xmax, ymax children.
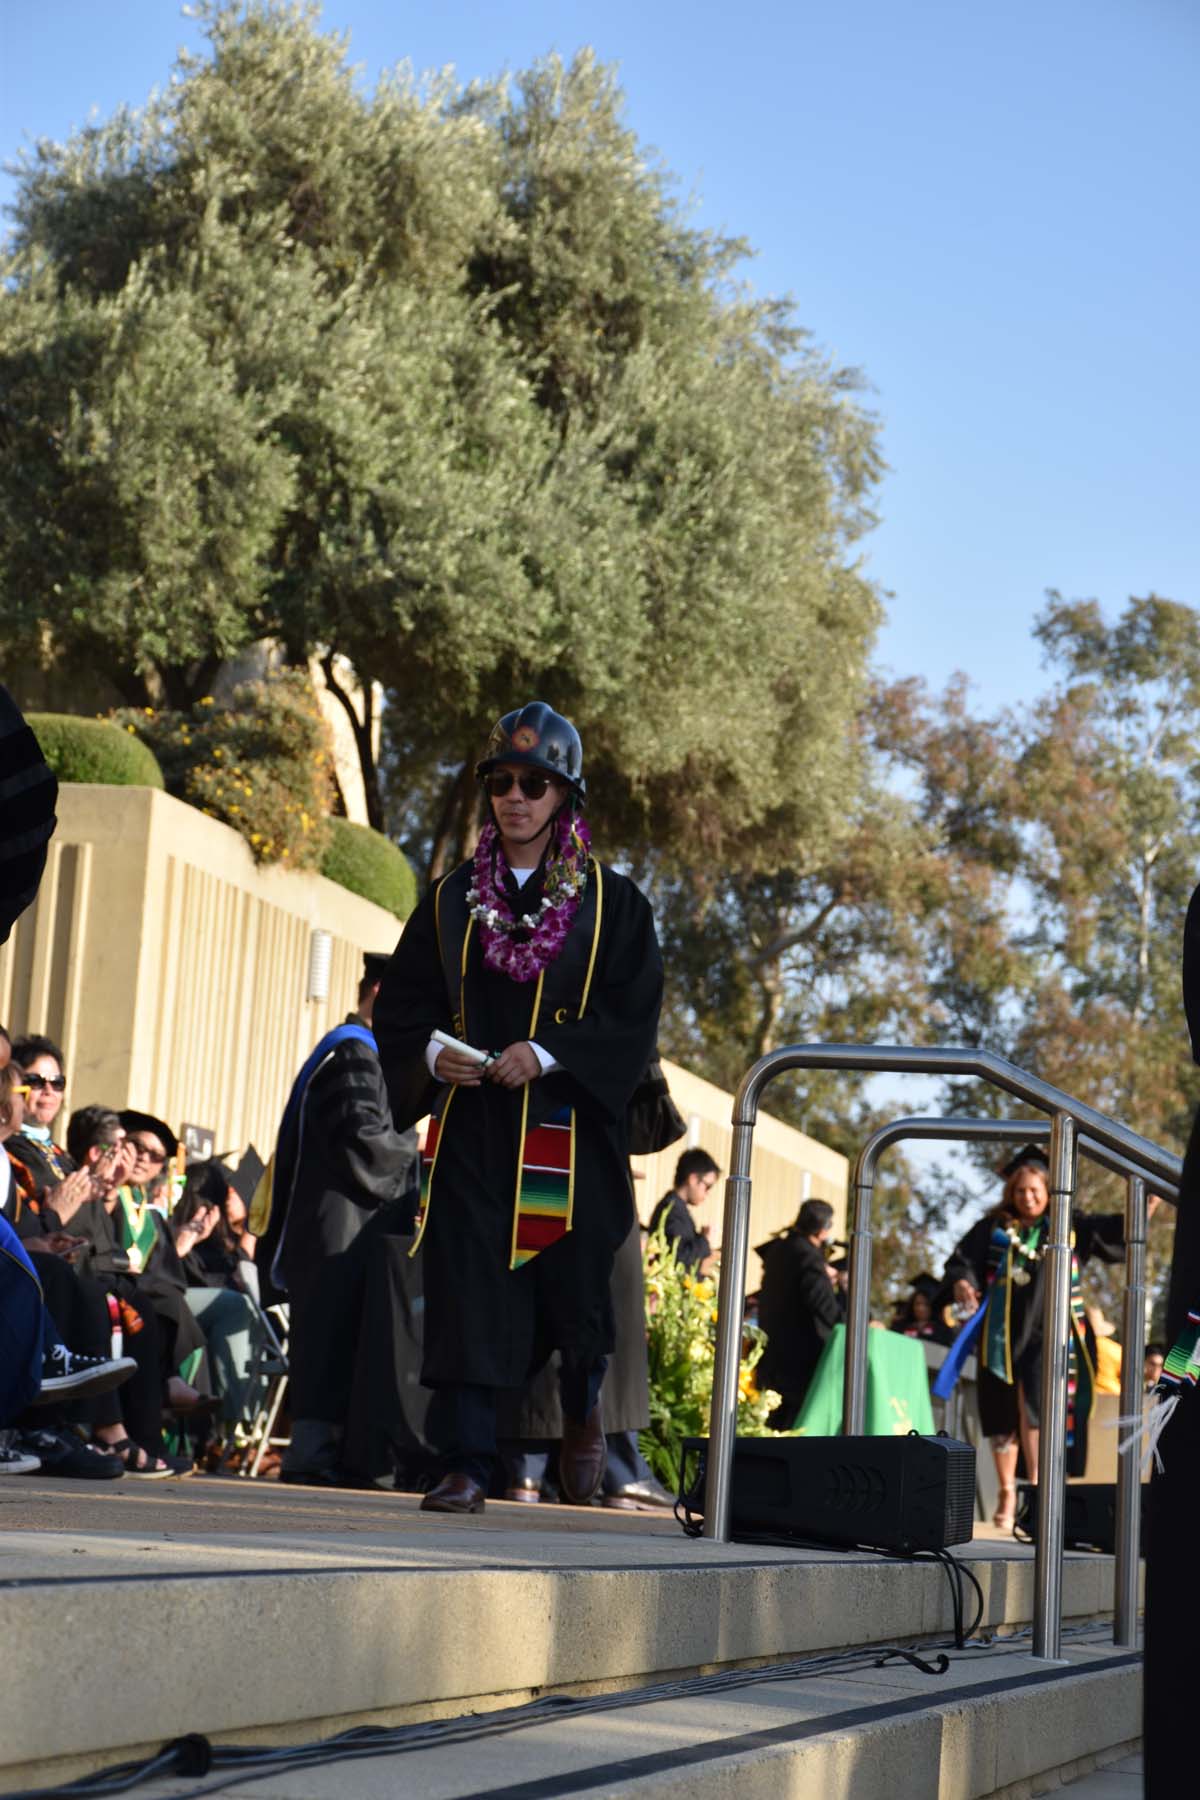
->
<box><xmin>704</xmin><ymin>1043</ymin><xmax>1181</xmax><ymax>1663</ymax></box>
<box><xmin>841</xmin><ymin>1113</ymin><xmax>1168</xmax><ymax>1647</ymax></box>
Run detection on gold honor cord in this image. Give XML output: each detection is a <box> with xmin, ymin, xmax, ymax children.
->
<box><xmin>408</xmin><ymin>1082</ymin><xmax>457</xmax><ymax>1260</ymax></box>
<box><xmin>412</xmin><ymin>876</ymin><xmax>471</xmax><ymax>1261</ymax></box>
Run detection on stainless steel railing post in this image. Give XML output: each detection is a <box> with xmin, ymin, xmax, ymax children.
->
<box><xmin>1033</xmin><ymin>1110</ymin><xmax>1078</xmax><ymax>1660</ymax></box>
<box><xmin>1114</xmin><ymin>1173</ymin><xmax>1148</xmax><ymax>1647</ymax></box>
<box><xmin>703</xmin><ymin>1103</ymin><xmax>759</xmax><ymax>1542</ymax></box>
<box><xmin>842</xmin><ymin>1152</ymin><xmax>875</xmax><ymax>1434</ymax></box>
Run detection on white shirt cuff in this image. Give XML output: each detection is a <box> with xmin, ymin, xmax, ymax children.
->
<box><xmin>426</xmin><ymin>1036</ymin><xmax>559</xmax><ymax>1076</ymax></box>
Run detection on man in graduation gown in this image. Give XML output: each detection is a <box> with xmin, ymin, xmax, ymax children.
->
<box><xmin>374</xmin><ymin>701</ymin><xmax>663</xmax><ymax>1514</ymax></box>
<box><xmin>257</xmin><ymin>952</ymin><xmax>419</xmax><ymax>1485</ymax></box>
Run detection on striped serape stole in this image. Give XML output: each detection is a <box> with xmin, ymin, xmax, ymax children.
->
<box><xmin>511</xmin><ymin>1105</ymin><xmax>574</xmax><ymax>1270</ymax></box>
<box><xmin>1160</xmin><ymin>1307</ymin><xmax>1200</xmax><ymax>1396</ymax></box>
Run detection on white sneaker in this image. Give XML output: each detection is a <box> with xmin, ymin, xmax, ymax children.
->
<box><xmin>34</xmin><ymin>1345</ymin><xmax>138</xmax><ymax>1404</ymax></box>
<box><xmin>0</xmin><ymin>1431</ymin><xmax>40</xmax><ymax>1476</ymax></box>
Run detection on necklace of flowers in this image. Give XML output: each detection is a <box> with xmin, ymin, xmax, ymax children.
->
<box><xmin>467</xmin><ymin>812</ymin><xmax>592</xmax><ymax>983</ymax></box>
<box><xmin>1003</xmin><ymin>1219</ymin><xmax>1045</xmax><ymax>1286</ymax></box>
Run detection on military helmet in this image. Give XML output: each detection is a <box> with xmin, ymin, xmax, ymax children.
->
<box><xmin>476</xmin><ymin>701</ymin><xmax>585</xmax><ymax>796</ymax></box>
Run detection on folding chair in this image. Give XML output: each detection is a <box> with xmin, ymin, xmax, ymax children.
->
<box><xmin>240</xmin><ymin>1299</ymin><xmax>291</xmax><ymax>1479</ymax></box>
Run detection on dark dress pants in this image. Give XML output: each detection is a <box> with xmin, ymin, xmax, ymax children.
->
<box><xmin>438</xmin><ymin>1357</ymin><xmax>608</xmax><ymax>1485</ymax></box>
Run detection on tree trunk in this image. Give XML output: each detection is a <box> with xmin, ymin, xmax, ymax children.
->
<box><xmin>159</xmin><ymin>655</ymin><xmax>222</xmax><ymax>711</ymax></box>
<box><xmin>321</xmin><ymin>654</ymin><xmax>385</xmax><ymax>831</ymax></box>
<box><xmin>427</xmin><ymin>761</ymin><xmax>472</xmax><ymax>886</ymax></box>
<box><xmin>753</xmin><ymin>963</ymin><xmax>784</xmax><ymax>1060</ymax></box>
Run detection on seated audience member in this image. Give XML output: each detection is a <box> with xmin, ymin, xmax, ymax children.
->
<box><xmin>893</xmin><ymin>1276</ymin><xmax>953</xmax><ymax>1346</ymax></box>
<box><xmin>1</xmin><ymin>1064</ymin><xmax>135</xmax><ymax>1477</ymax></box>
<box><xmin>60</xmin><ymin>1107</ymin><xmax>201</xmax><ymax>1475</ymax></box>
<box><xmin>648</xmin><ymin>1148</ymin><xmax>721</xmax><ymax>1274</ymax></box>
<box><xmin>82</xmin><ymin>1107</ymin><xmax>214</xmax><ymax>1400</ymax></box>
<box><xmin>6</xmin><ymin>1034</ymin><xmax>96</xmax><ymax>1232</ymax></box>
<box><xmin>172</xmin><ymin>1160</ymin><xmax>272</xmax><ymax>1434</ymax></box>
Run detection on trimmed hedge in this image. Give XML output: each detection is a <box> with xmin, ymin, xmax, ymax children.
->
<box><xmin>321</xmin><ymin>817</ymin><xmax>417</xmax><ymax>920</ymax></box>
<box><xmin>27</xmin><ymin>713</ymin><xmax>165</xmax><ymax>789</ymax></box>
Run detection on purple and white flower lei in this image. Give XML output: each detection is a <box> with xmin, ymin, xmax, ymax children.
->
<box><xmin>467</xmin><ymin>813</ymin><xmax>592</xmax><ymax>983</ymax></box>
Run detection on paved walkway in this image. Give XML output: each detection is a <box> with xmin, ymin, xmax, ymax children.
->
<box><xmin>1058</xmin><ymin>1750</ymin><xmax>1142</xmax><ymax>1797</ymax></box>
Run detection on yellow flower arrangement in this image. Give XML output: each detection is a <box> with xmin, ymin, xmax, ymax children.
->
<box><xmin>641</xmin><ymin>1219</ymin><xmax>783</xmax><ymax>1492</ymax></box>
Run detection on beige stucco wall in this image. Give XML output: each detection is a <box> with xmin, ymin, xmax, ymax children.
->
<box><xmin>0</xmin><ymin>785</ymin><xmax>404</xmax><ymax>1158</ymax></box>
<box><xmin>631</xmin><ymin>1059</ymin><xmax>848</xmax><ymax>1290</ymax></box>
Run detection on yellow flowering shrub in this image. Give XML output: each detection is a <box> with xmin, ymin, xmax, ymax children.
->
<box><xmin>112</xmin><ymin>671</ymin><xmax>335</xmax><ymax>867</ymax></box>
<box><xmin>640</xmin><ymin>1219</ymin><xmax>782</xmax><ymax>1491</ymax></box>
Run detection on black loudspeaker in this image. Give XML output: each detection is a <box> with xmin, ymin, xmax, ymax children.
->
<box><xmin>1015</xmin><ymin>1482</ymin><xmax>1145</xmax><ymax>1555</ymax></box>
<box><xmin>681</xmin><ymin>1433</ymin><xmax>976</xmax><ymax>1553</ymax></box>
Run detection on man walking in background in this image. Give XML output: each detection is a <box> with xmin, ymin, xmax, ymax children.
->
<box><xmin>648</xmin><ymin>1148</ymin><xmax>720</xmax><ymax>1274</ymax></box>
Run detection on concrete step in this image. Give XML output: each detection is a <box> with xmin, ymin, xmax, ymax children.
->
<box><xmin>0</xmin><ymin>1476</ymin><xmax>1141</xmax><ymax>1797</ymax></box>
<box><xmin>21</xmin><ymin>1634</ymin><xmax>1143</xmax><ymax>1800</ymax></box>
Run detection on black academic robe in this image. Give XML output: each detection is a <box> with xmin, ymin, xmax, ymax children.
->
<box><xmin>754</xmin><ymin>1230</ymin><xmax>845</xmax><ymax>1401</ymax></box>
<box><xmin>496</xmin><ymin>1219</ymin><xmax>651</xmax><ymax>1440</ymax></box>
<box><xmin>1145</xmin><ymin>884</ymin><xmax>1200</xmax><ymax>1796</ymax></box>
<box><xmin>374</xmin><ymin>856</ymin><xmax>662</xmax><ymax>1391</ymax></box>
<box><xmin>264</xmin><ymin>1020</ymin><xmax>418</xmax><ymax>1422</ymax></box>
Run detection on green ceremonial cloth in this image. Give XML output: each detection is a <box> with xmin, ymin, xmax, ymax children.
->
<box><xmin>792</xmin><ymin>1324</ymin><xmax>935</xmax><ymax>1436</ymax></box>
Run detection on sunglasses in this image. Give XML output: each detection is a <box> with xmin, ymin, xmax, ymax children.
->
<box><xmin>25</xmin><ymin>1072</ymin><xmax>66</xmax><ymax>1092</ymax></box>
<box><xmin>484</xmin><ymin>771</ymin><xmax>557</xmax><ymax>800</ymax></box>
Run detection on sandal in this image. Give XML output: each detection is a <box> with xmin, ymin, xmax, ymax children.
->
<box><xmin>100</xmin><ymin>1437</ymin><xmax>188</xmax><ymax>1480</ymax></box>
<box><xmin>993</xmin><ymin>1486</ymin><xmax>1016</xmax><ymax>1531</ymax></box>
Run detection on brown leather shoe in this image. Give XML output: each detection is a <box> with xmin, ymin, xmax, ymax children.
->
<box><xmin>420</xmin><ymin>1473</ymin><xmax>487</xmax><ymax>1514</ymax></box>
<box><xmin>504</xmin><ymin>1480</ymin><xmax>541</xmax><ymax>1504</ymax></box>
<box><xmin>559</xmin><ymin>1404</ymin><xmax>606</xmax><ymax>1504</ymax></box>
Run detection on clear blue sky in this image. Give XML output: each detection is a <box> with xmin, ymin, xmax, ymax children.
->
<box><xmin>3</xmin><ymin>1</ymin><xmax>1197</xmax><ymax>713</ymax></box>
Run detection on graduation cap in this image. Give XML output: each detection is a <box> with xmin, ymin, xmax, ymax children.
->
<box><xmin>119</xmin><ymin>1109</ymin><xmax>179</xmax><ymax>1158</ymax></box>
<box><xmin>908</xmin><ymin>1271</ymin><xmax>942</xmax><ymax>1301</ymax></box>
<box><xmin>229</xmin><ymin>1144</ymin><xmax>266</xmax><ymax>1207</ymax></box>
<box><xmin>362</xmin><ymin>951</ymin><xmax>391</xmax><ymax>985</ymax></box>
<box><xmin>998</xmin><ymin>1142</ymin><xmax>1050</xmax><ymax>1179</ymax></box>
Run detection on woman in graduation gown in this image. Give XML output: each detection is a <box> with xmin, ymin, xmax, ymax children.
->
<box><xmin>940</xmin><ymin>1145</ymin><xmax>1131</xmax><ymax>1529</ymax></box>
<box><xmin>374</xmin><ymin>702</ymin><xmax>663</xmax><ymax>1515</ymax></box>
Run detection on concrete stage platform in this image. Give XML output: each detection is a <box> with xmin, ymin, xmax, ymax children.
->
<box><xmin>1</xmin><ymin>1475</ymin><xmax>1142</xmax><ymax>1799</ymax></box>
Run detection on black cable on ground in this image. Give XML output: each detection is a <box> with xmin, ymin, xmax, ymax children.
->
<box><xmin>7</xmin><ymin>1621</ymin><xmax>1122</xmax><ymax>1800</ymax></box>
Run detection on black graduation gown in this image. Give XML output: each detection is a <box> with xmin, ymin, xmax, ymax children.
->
<box><xmin>495</xmin><ymin>1219</ymin><xmax>651</xmax><ymax>1440</ymax></box>
<box><xmin>754</xmin><ymin>1231</ymin><xmax>845</xmax><ymax>1401</ymax></box>
<box><xmin>264</xmin><ymin>1023</ymin><xmax>418</xmax><ymax>1421</ymax></box>
<box><xmin>374</xmin><ymin>857</ymin><xmax>662</xmax><ymax>1390</ymax></box>
<box><xmin>943</xmin><ymin>1207</ymin><xmax>1124</xmax><ymax>1449</ymax></box>
<box><xmin>1144</xmin><ymin>883</ymin><xmax>1200</xmax><ymax>1796</ymax></box>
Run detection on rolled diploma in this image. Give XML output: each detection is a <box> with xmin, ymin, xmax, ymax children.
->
<box><xmin>431</xmin><ymin>1027</ymin><xmax>492</xmax><ymax>1067</ymax></box>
